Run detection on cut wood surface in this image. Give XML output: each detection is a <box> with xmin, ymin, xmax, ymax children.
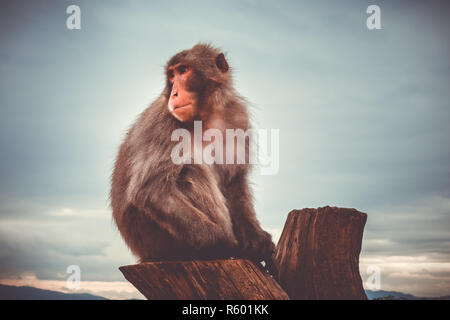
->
<box><xmin>275</xmin><ymin>206</ymin><xmax>368</xmax><ymax>300</ymax></box>
<box><xmin>119</xmin><ymin>258</ymin><xmax>289</xmax><ymax>300</ymax></box>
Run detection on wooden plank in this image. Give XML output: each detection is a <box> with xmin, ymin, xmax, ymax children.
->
<box><xmin>119</xmin><ymin>259</ymin><xmax>289</xmax><ymax>300</ymax></box>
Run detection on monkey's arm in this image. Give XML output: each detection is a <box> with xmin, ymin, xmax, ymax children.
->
<box><xmin>131</xmin><ymin>164</ymin><xmax>237</xmax><ymax>250</ymax></box>
<box><xmin>224</xmin><ymin>172</ymin><xmax>276</xmax><ymax>266</ymax></box>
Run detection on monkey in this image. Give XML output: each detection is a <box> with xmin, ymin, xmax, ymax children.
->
<box><xmin>110</xmin><ymin>43</ymin><xmax>276</xmax><ymax>274</ymax></box>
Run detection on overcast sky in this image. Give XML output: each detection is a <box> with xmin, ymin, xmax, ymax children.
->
<box><xmin>0</xmin><ymin>0</ymin><xmax>449</xmax><ymax>299</ymax></box>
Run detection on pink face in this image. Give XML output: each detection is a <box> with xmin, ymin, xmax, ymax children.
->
<box><xmin>167</xmin><ymin>63</ymin><xmax>197</xmax><ymax>122</ymax></box>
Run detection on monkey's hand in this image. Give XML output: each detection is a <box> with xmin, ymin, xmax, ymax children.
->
<box><xmin>235</xmin><ymin>227</ymin><xmax>278</xmax><ymax>277</ymax></box>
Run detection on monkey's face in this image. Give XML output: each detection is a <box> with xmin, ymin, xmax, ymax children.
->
<box><xmin>166</xmin><ymin>45</ymin><xmax>231</xmax><ymax>123</ymax></box>
<box><xmin>167</xmin><ymin>63</ymin><xmax>198</xmax><ymax>122</ymax></box>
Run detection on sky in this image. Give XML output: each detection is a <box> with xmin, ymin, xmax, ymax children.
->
<box><xmin>0</xmin><ymin>0</ymin><xmax>449</xmax><ymax>299</ymax></box>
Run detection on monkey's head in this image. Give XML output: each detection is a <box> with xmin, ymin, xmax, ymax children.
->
<box><xmin>165</xmin><ymin>43</ymin><xmax>231</xmax><ymax>123</ymax></box>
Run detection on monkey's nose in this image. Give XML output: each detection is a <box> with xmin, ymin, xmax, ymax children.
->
<box><xmin>173</xmin><ymin>91</ymin><xmax>178</xmax><ymax>97</ymax></box>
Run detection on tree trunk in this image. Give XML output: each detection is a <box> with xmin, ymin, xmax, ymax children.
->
<box><xmin>119</xmin><ymin>258</ymin><xmax>289</xmax><ymax>300</ymax></box>
<box><xmin>275</xmin><ymin>206</ymin><xmax>367</xmax><ymax>299</ymax></box>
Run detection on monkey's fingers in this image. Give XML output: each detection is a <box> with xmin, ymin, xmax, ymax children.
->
<box><xmin>264</xmin><ymin>256</ymin><xmax>280</xmax><ymax>281</ymax></box>
<box><xmin>247</xmin><ymin>254</ymin><xmax>277</xmax><ymax>279</ymax></box>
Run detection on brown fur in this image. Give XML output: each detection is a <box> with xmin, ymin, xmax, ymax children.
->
<box><xmin>111</xmin><ymin>43</ymin><xmax>275</xmax><ymax>269</ymax></box>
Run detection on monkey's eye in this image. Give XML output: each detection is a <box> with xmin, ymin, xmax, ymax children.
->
<box><xmin>177</xmin><ymin>65</ymin><xmax>189</xmax><ymax>75</ymax></box>
<box><xmin>168</xmin><ymin>70</ymin><xmax>174</xmax><ymax>79</ymax></box>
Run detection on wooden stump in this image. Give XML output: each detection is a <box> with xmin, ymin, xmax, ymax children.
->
<box><xmin>119</xmin><ymin>259</ymin><xmax>289</xmax><ymax>300</ymax></box>
<box><xmin>275</xmin><ymin>206</ymin><xmax>367</xmax><ymax>300</ymax></box>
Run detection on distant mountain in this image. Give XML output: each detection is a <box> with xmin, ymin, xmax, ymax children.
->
<box><xmin>0</xmin><ymin>284</ymin><xmax>108</xmax><ymax>300</ymax></box>
<box><xmin>1</xmin><ymin>284</ymin><xmax>448</xmax><ymax>300</ymax></box>
<box><xmin>366</xmin><ymin>290</ymin><xmax>419</xmax><ymax>300</ymax></box>
<box><xmin>366</xmin><ymin>290</ymin><xmax>450</xmax><ymax>300</ymax></box>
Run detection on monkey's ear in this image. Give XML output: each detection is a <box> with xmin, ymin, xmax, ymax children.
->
<box><xmin>215</xmin><ymin>53</ymin><xmax>229</xmax><ymax>73</ymax></box>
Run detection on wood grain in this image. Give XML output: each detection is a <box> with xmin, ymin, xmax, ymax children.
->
<box><xmin>119</xmin><ymin>259</ymin><xmax>290</xmax><ymax>300</ymax></box>
<box><xmin>275</xmin><ymin>206</ymin><xmax>368</xmax><ymax>300</ymax></box>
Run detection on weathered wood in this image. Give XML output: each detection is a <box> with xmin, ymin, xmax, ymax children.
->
<box><xmin>275</xmin><ymin>206</ymin><xmax>367</xmax><ymax>300</ymax></box>
<box><xmin>119</xmin><ymin>259</ymin><xmax>289</xmax><ymax>300</ymax></box>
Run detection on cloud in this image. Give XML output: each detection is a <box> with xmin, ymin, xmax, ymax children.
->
<box><xmin>362</xmin><ymin>196</ymin><xmax>450</xmax><ymax>255</ymax></box>
<box><xmin>358</xmin><ymin>195</ymin><xmax>450</xmax><ymax>296</ymax></box>
<box><xmin>0</xmin><ymin>200</ymin><xmax>137</xmax><ymax>282</ymax></box>
<box><xmin>360</xmin><ymin>255</ymin><xmax>450</xmax><ymax>297</ymax></box>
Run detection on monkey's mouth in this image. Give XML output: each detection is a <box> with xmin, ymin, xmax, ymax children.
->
<box><xmin>173</xmin><ymin>103</ymin><xmax>191</xmax><ymax>111</ymax></box>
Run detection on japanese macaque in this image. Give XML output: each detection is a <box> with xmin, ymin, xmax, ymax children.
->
<box><xmin>111</xmin><ymin>43</ymin><xmax>276</xmax><ymax>274</ymax></box>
